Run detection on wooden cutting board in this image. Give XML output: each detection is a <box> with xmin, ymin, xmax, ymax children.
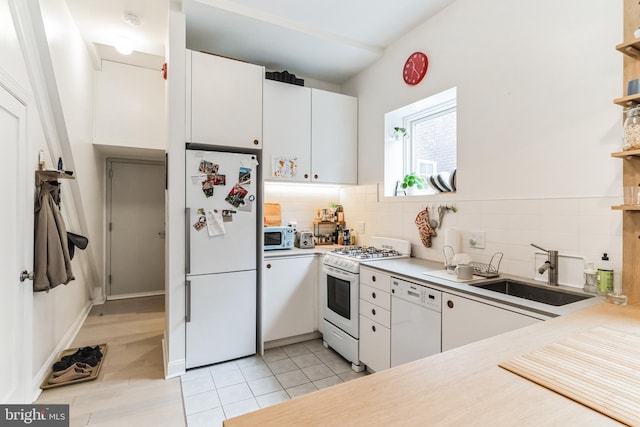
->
<box><xmin>499</xmin><ymin>326</ymin><xmax>640</xmax><ymax>426</ymax></box>
<box><xmin>264</xmin><ymin>203</ymin><xmax>281</xmax><ymax>226</ymax></box>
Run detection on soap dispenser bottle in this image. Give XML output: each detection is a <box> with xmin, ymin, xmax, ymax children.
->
<box><xmin>596</xmin><ymin>253</ymin><xmax>613</xmax><ymax>295</ymax></box>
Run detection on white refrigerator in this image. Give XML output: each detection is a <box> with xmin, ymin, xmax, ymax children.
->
<box><xmin>185</xmin><ymin>148</ymin><xmax>259</xmax><ymax>369</ymax></box>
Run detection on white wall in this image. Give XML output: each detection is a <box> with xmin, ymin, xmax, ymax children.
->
<box><xmin>33</xmin><ymin>0</ymin><xmax>100</xmax><ymax>391</ymax></box>
<box><xmin>2</xmin><ymin>0</ymin><xmax>100</xmax><ymax>399</ymax></box>
<box><xmin>166</xmin><ymin>3</ymin><xmax>187</xmax><ymax>378</ymax></box>
<box><xmin>341</xmin><ymin>0</ymin><xmax>623</xmax><ymax>289</ymax></box>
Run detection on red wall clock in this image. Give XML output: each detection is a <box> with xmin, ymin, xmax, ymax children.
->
<box><xmin>403</xmin><ymin>52</ymin><xmax>429</xmax><ymax>85</ymax></box>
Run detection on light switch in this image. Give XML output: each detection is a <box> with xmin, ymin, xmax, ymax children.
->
<box><xmin>469</xmin><ymin>231</ymin><xmax>485</xmax><ymax>249</ymax></box>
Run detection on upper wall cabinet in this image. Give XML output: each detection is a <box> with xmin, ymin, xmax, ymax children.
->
<box><xmin>263</xmin><ymin>82</ymin><xmax>358</xmax><ymax>184</ymax></box>
<box><xmin>263</xmin><ymin>80</ymin><xmax>312</xmax><ymax>181</ymax></box>
<box><xmin>187</xmin><ymin>50</ymin><xmax>263</xmax><ymax>149</ymax></box>
<box><xmin>311</xmin><ymin>89</ymin><xmax>357</xmax><ymax>185</ymax></box>
<box><xmin>94</xmin><ymin>61</ymin><xmax>166</xmax><ymax>149</ymax></box>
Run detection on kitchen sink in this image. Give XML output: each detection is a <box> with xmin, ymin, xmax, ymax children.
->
<box><xmin>473</xmin><ymin>280</ymin><xmax>594</xmax><ymax>306</ymax></box>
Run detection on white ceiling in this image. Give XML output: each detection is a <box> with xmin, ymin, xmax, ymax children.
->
<box><xmin>65</xmin><ymin>0</ymin><xmax>456</xmax><ymax>83</ymax></box>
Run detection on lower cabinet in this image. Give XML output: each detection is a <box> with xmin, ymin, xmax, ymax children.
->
<box><xmin>359</xmin><ymin>314</ymin><xmax>390</xmax><ymax>372</ymax></box>
<box><xmin>359</xmin><ymin>266</ymin><xmax>392</xmax><ymax>372</ymax></box>
<box><xmin>262</xmin><ymin>256</ymin><xmax>318</xmax><ymax>342</ymax></box>
<box><xmin>441</xmin><ymin>292</ymin><xmax>543</xmax><ymax>352</ymax></box>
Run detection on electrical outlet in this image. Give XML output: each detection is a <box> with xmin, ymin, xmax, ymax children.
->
<box><xmin>356</xmin><ymin>221</ymin><xmax>365</xmax><ymax>234</ymax></box>
<box><xmin>469</xmin><ymin>231</ymin><xmax>486</xmax><ymax>249</ymax></box>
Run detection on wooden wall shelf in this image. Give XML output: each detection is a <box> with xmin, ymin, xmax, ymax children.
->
<box><xmin>36</xmin><ymin>170</ymin><xmax>75</xmax><ymax>185</ymax></box>
<box><xmin>616</xmin><ymin>39</ymin><xmax>640</xmax><ymax>58</ymax></box>
<box><xmin>616</xmin><ymin>0</ymin><xmax>640</xmax><ymax>304</ymax></box>
<box><xmin>611</xmin><ymin>149</ymin><xmax>640</xmax><ymax>158</ymax></box>
<box><xmin>611</xmin><ymin>205</ymin><xmax>640</xmax><ymax>211</ymax></box>
<box><xmin>613</xmin><ymin>93</ymin><xmax>640</xmax><ymax>106</ymax></box>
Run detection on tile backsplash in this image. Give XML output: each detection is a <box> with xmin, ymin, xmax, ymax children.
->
<box><xmin>264</xmin><ymin>182</ymin><xmax>341</xmax><ymax>231</ymax></box>
<box><xmin>338</xmin><ymin>184</ymin><xmax>622</xmax><ymax>290</ymax></box>
<box><xmin>265</xmin><ymin>182</ymin><xmax>623</xmax><ymax>291</ymax></box>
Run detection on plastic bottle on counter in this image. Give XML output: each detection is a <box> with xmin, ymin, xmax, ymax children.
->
<box><xmin>583</xmin><ymin>261</ymin><xmax>597</xmax><ymax>294</ymax></box>
<box><xmin>596</xmin><ymin>253</ymin><xmax>614</xmax><ymax>295</ymax></box>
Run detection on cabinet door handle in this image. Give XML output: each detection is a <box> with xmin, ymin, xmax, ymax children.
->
<box><xmin>372</xmin><ymin>325</ymin><xmax>376</xmax><ymax>332</ymax></box>
<box><xmin>266</xmin><ymin>263</ymin><xmax>271</xmax><ymax>269</ymax></box>
<box><xmin>185</xmin><ymin>208</ymin><xmax>191</xmax><ymax>275</ymax></box>
<box><xmin>372</xmin><ymin>292</ymin><xmax>376</xmax><ymax>299</ymax></box>
<box><xmin>304</xmin><ymin>174</ymin><xmax>309</xmax><ymax>179</ymax></box>
<box><xmin>314</xmin><ymin>174</ymin><xmax>318</xmax><ymax>179</ymax></box>
<box><xmin>447</xmin><ymin>300</ymin><xmax>454</xmax><ymax>309</ymax></box>
<box><xmin>372</xmin><ymin>276</ymin><xmax>376</xmax><ymax>282</ymax></box>
<box><xmin>185</xmin><ymin>280</ymin><xmax>192</xmax><ymax>323</ymax></box>
<box><xmin>371</xmin><ymin>308</ymin><xmax>376</xmax><ymax>316</ymax></box>
<box><xmin>253</xmin><ymin>139</ymin><xmax>259</xmax><ymax>145</ymax></box>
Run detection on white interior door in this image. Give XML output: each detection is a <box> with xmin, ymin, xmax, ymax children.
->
<box><xmin>0</xmin><ymin>85</ymin><xmax>29</xmax><ymax>402</ymax></box>
<box><xmin>108</xmin><ymin>160</ymin><xmax>165</xmax><ymax>298</ymax></box>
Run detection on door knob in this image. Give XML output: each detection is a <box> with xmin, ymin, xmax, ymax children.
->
<box><xmin>20</xmin><ymin>270</ymin><xmax>34</xmax><ymax>282</ymax></box>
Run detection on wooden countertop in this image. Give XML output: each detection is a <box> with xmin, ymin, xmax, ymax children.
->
<box><xmin>225</xmin><ymin>302</ymin><xmax>638</xmax><ymax>426</ymax></box>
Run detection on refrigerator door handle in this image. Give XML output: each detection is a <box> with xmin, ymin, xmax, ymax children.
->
<box><xmin>185</xmin><ymin>279</ymin><xmax>191</xmax><ymax>323</ymax></box>
<box><xmin>185</xmin><ymin>207</ymin><xmax>191</xmax><ymax>275</ymax></box>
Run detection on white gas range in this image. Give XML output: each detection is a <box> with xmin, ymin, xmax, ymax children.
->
<box><xmin>320</xmin><ymin>237</ymin><xmax>411</xmax><ymax>371</ymax></box>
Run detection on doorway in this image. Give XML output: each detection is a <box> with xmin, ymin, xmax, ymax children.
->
<box><xmin>107</xmin><ymin>159</ymin><xmax>165</xmax><ymax>299</ymax></box>
<box><xmin>0</xmin><ymin>84</ymin><xmax>30</xmax><ymax>402</ymax></box>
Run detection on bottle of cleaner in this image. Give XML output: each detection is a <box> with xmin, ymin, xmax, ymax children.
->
<box><xmin>596</xmin><ymin>253</ymin><xmax>614</xmax><ymax>295</ymax></box>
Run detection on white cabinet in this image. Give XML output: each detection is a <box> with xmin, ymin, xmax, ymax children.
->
<box><xmin>263</xmin><ymin>82</ymin><xmax>357</xmax><ymax>184</ymax></box>
<box><xmin>262</xmin><ymin>256</ymin><xmax>318</xmax><ymax>342</ymax></box>
<box><xmin>311</xmin><ymin>89</ymin><xmax>358</xmax><ymax>184</ymax></box>
<box><xmin>359</xmin><ymin>267</ymin><xmax>391</xmax><ymax>372</ymax></box>
<box><xmin>187</xmin><ymin>50</ymin><xmax>263</xmax><ymax>149</ymax></box>
<box><xmin>94</xmin><ymin>61</ymin><xmax>166</xmax><ymax>149</ymax></box>
<box><xmin>441</xmin><ymin>293</ymin><xmax>543</xmax><ymax>352</ymax></box>
<box><xmin>263</xmin><ymin>80</ymin><xmax>311</xmax><ymax>181</ymax></box>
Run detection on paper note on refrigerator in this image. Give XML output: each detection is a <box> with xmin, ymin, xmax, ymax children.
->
<box><xmin>206</xmin><ymin>210</ymin><xmax>226</xmax><ymax>236</ymax></box>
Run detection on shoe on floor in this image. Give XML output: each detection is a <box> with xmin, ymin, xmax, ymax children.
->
<box><xmin>48</xmin><ymin>367</ymin><xmax>91</xmax><ymax>384</ymax></box>
<box><xmin>52</xmin><ymin>362</ymin><xmax>93</xmax><ymax>377</ymax></box>
<box><xmin>52</xmin><ymin>346</ymin><xmax>103</xmax><ymax>371</ymax></box>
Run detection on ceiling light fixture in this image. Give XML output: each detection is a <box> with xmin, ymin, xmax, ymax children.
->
<box><xmin>124</xmin><ymin>12</ymin><xmax>141</xmax><ymax>26</ymax></box>
<box><xmin>115</xmin><ymin>36</ymin><xmax>133</xmax><ymax>55</ymax></box>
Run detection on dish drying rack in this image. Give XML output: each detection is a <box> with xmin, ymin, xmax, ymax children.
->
<box><xmin>443</xmin><ymin>246</ymin><xmax>503</xmax><ymax>278</ymax></box>
<box><xmin>470</xmin><ymin>252</ymin><xmax>503</xmax><ymax>278</ymax></box>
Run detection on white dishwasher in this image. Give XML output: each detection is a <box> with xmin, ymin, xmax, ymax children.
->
<box><xmin>391</xmin><ymin>277</ymin><xmax>442</xmax><ymax>367</ymax></box>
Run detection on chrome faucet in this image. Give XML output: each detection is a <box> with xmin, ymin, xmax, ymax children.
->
<box><xmin>531</xmin><ymin>243</ymin><xmax>558</xmax><ymax>286</ymax></box>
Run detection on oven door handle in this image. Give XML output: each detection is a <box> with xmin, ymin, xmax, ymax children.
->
<box><xmin>323</xmin><ymin>264</ymin><xmax>356</xmax><ymax>280</ymax></box>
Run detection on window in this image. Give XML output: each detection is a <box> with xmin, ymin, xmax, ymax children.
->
<box><xmin>384</xmin><ymin>87</ymin><xmax>457</xmax><ymax>197</ymax></box>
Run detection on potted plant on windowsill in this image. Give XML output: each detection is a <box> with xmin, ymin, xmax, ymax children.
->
<box><xmin>401</xmin><ymin>173</ymin><xmax>427</xmax><ymax>195</ymax></box>
<box><xmin>393</xmin><ymin>127</ymin><xmax>408</xmax><ymax>141</ymax></box>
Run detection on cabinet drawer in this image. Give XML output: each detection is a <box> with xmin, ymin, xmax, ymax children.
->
<box><xmin>360</xmin><ymin>267</ymin><xmax>391</xmax><ymax>292</ymax></box>
<box><xmin>359</xmin><ymin>315</ymin><xmax>390</xmax><ymax>372</ymax></box>
<box><xmin>360</xmin><ymin>299</ymin><xmax>390</xmax><ymax>328</ymax></box>
<box><xmin>360</xmin><ymin>283</ymin><xmax>390</xmax><ymax>311</ymax></box>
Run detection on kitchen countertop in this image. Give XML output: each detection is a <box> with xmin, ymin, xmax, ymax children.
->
<box><xmin>225</xmin><ymin>301</ymin><xmax>637</xmax><ymax>426</ymax></box>
<box><xmin>263</xmin><ymin>245</ymin><xmax>340</xmax><ymax>258</ymax></box>
<box><xmin>362</xmin><ymin>257</ymin><xmax>603</xmax><ymax>318</ymax></box>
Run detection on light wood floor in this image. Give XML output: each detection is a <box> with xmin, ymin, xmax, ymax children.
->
<box><xmin>36</xmin><ymin>296</ymin><xmax>186</xmax><ymax>427</ymax></box>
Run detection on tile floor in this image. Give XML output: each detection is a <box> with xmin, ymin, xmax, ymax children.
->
<box><xmin>182</xmin><ymin>339</ymin><xmax>368</xmax><ymax>426</ymax></box>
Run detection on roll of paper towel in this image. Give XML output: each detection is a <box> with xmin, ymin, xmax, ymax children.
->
<box><xmin>444</xmin><ymin>228</ymin><xmax>461</xmax><ymax>254</ymax></box>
